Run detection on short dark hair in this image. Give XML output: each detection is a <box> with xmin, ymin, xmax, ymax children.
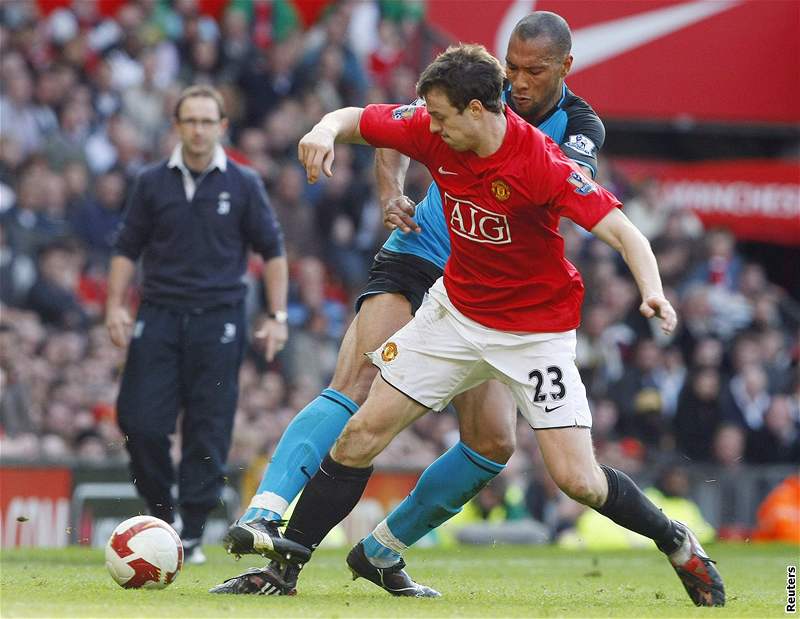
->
<box><xmin>416</xmin><ymin>44</ymin><xmax>504</xmax><ymax>113</ymax></box>
<box><xmin>174</xmin><ymin>84</ymin><xmax>226</xmax><ymax>120</ymax></box>
<box><xmin>511</xmin><ymin>11</ymin><xmax>572</xmax><ymax>59</ymax></box>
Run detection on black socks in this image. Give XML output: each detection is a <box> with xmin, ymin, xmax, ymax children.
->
<box><xmin>595</xmin><ymin>464</ymin><xmax>685</xmax><ymax>554</ymax></box>
<box><xmin>284</xmin><ymin>453</ymin><xmax>373</xmax><ymax>553</ymax></box>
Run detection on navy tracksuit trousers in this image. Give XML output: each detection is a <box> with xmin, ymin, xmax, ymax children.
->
<box><xmin>116</xmin><ymin>301</ymin><xmax>246</xmax><ymax>540</ymax></box>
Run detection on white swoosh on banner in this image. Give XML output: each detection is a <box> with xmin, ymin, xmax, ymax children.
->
<box><xmin>494</xmin><ymin>0</ymin><xmax>742</xmax><ymax>73</ymax></box>
<box><xmin>494</xmin><ymin>0</ymin><xmax>538</xmax><ymax>57</ymax></box>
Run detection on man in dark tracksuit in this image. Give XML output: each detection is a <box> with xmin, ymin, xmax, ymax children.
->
<box><xmin>106</xmin><ymin>85</ymin><xmax>290</xmax><ymax>564</ymax></box>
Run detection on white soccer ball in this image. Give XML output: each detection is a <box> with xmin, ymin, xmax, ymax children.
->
<box><xmin>105</xmin><ymin>515</ymin><xmax>183</xmax><ymax>589</ymax></box>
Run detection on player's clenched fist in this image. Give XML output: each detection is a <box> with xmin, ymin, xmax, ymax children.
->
<box><xmin>639</xmin><ymin>295</ymin><xmax>678</xmax><ymax>335</ymax></box>
<box><xmin>298</xmin><ymin>125</ymin><xmax>336</xmax><ymax>184</ymax></box>
<box><xmin>381</xmin><ymin>195</ymin><xmax>420</xmax><ymax>234</ymax></box>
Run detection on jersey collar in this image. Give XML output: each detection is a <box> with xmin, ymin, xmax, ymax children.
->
<box><xmin>167</xmin><ymin>143</ymin><xmax>228</xmax><ymax>175</ymax></box>
<box><xmin>534</xmin><ymin>83</ymin><xmax>568</xmax><ymax>125</ymax></box>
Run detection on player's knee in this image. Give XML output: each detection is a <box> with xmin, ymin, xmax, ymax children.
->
<box><xmin>353</xmin><ymin>369</ymin><xmax>379</xmax><ymax>404</ymax></box>
<box><xmin>465</xmin><ymin>433</ymin><xmax>515</xmax><ymax>464</ymax></box>
<box><xmin>555</xmin><ymin>472</ymin><xmax>605</xmax><ymax>507</ymax></box>
<box><xmin>331</xmin><ymin>416</ymin><xmax>382</xmax><ymax>467</ymax></box>
<box><xmin>330</xmin><ymin>363</ymin><xmax>378</xmax><ymax>406</ymax></box>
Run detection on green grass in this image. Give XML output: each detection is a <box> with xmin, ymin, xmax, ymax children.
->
<box><xmin>1</xmin><ymin>543</ymin><xmax>797</xmax><ymax>618</ymax></box>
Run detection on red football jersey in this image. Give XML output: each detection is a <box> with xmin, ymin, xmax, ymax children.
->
<box><xmin>359</xmin><ymin>103</ymin><xmax>622</xmax><ymax>332</ymax></box>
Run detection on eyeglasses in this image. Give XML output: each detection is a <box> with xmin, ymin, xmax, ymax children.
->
<box><xmin>177</xmin><ymin>118</ymin><xmax>221</xmax><ymax>128</ymax></box>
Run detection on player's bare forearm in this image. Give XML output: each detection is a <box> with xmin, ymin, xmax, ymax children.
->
<box><xmin>316</xmin><ymin>108</ymin><xmax>368</xmax><ymax>145</ymax></box>
<box><xmin>591</xmin><ymin>208</ymin><xmax>677</xmax><ymax>333</ymax></box>
<box><xmin>298</xmin><ymin>108</ymin><xmax>367</xmax><ymax>183</ymax></box>
<box><xmin>375</xmin><ymin>149</ymin><xmax>410</xmax><ymax>201</ymax></box>
<box><xmin>375</xmin><ymin>149</ymin><xmax>419</xmax><ymax>233</ymax></box>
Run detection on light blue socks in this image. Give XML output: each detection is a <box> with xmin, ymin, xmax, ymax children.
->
<box><xmin>242</xmin><ymin>388</ymin><xmax>358</xmax><ymax>522</ymax></box>
<box><xmin>363</xmin><ymin>441</ymin><xmax>505</xmax><ymax>566</ymax></box>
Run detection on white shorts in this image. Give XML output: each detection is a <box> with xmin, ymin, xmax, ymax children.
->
<box><xmin>368</xmin><ymin>278</ymin><xmax>592</xmax><ymax>430</ymax></box>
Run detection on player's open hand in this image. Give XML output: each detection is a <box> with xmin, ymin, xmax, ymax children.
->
<box><xmin>255</xmin><ymin>318</ymin><xmax>288</xmax><ymax>362</ymax></box>
<box><xmin>106</xmin><ymin>306</ymin><xmax>133</xmax><ymax>348</ymax></box>
<box><xmin>382</xmin><ymin>195</ymin><xmax>420</xmax><ymax>234</ymax></box>
<box><xmin>298</xmin><ymin>126</ymin><xmax>336</xmax><ymax>184</ymax></box>
<box><xmin>639</xmin><ymin>295</ymin><xmax>678</xmax><ymax>334</ymax></box>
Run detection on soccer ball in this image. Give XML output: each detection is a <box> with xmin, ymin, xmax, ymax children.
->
<box><xmin>105</xmin><ymin>516</ymin><xmax>183</xmax><ymax>589</ymax></box>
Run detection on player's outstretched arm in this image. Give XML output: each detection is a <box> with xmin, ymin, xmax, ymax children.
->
<box><xmin>298</xmin><ymin>107</ymin><xmax>367</xmax><ymax>183</ymax></box>
<box><xmin>375</xmin><ymin>149</ymin><xmax>419</xmax><ymax>233</ymax></box>
<box><xmin>591</xmin><ymin>208</ymin><xmax>678</xmax><ymax>334</ymax></box>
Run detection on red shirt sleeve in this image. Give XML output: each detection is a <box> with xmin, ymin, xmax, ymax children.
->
<box><xmin>359</xmin><ymin>103</ymin><xmax>431</xmax><ymax>164</ymax></box>
<box><xmin>539</xmin><ymin>140</ymin><xmax>622</xmax><ymax>231</ymax></box>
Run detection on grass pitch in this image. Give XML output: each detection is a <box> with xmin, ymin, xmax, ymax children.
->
<box><xmin>0</xmin><ymin>543</ymin><xmax>796</xmax><ymax>618</ymax></box>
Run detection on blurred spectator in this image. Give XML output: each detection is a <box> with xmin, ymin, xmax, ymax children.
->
<box><xmin>0</xmin><ymin>223</ymin><xmax>36</xmax><ymax>306</ymax></box>
<box><xmin>1</xmin><ymin>163</ymin><xmax>69</xmax><ymax>258</ymax></box>
<box><xmin>310</xmin><ymin>145</ymin><xmax>372</xmax><ymax>289</ymax></box>
<box><xmin>622</xmin><ymin>179</ymin><xmax>667</xmax><ymax>241</ymax></box>
<box><xmin>367</xmin><ymin>20</ymin><xmax>403</xmax><ymax>89</ymax></box>
<box><xmin>575</xmin><ymin>305</ymin><xmax>626</xmax><ymax>394</ymax></box>
<box><xmin>297</xmin><ymin>4</ymin><xmax>368</xmax><ymax>105</ymax></box>
<box><xmin>238</xmin><ymin>38</ymin><xmax>303</xmax><ymax>127</ymax></box>
<box><xmin>711</xmin><ymin>423</ymin><xmax>746</xmax><ymax>469</ymax></box>
<box><xmin>270</xmin><ymin>164</ymin><xmax>320</xmax><ymax>261</ymax></box>
<box><xmin>0</xmin><ymin>60</ymin><xmax>50</xmax><ymax>156</ymax></box>
<box><xmin>0</xmin><ymin>326</ymin><xmax>36</xmax><ymax>437</ymax></box>
<box><xmin>653</xmin><ymin>346</ymin><xmax>687</xmax><ymax>419</ymax></box>
<box><xmin>745</xmin><ymin>395</ymin><xmax>800</xmax><ymax>464</ymax></box>
<box><xmin>90</xmin><ymin>59</ymin><xmax>124</xmax><ymax>122</ymax></box>
<box><xmin>687</xmin><ymin>229</ymin><xmax>743</xmax><ymax>291</ymax></box>
<box><xmin>43</xmin><ymin>94</ymin><xmax>93</xmax><ymax>170</ymax></box>
<box><xmin>610</xmin><ymin>339</ymin><xmax>666</xmax><ymax>447</ymax></box>
<box><xmin>674</xmin><ymin>367</ymin><xmax>723</xmax><ymax>462</ymax></box>
<box><xmin>691</xmin><ymin>336</ymin><xmax>724</xmax><ymax>370</ymax></box>
<box><xmin>721</xmin><ymin>363</ymin><xmax>771</xmax><ymax>431</ymax></box>
<box><xmin>68</xmin><ymin>168</ymin><xmax>126</xmax><ymax>266</ymax></box>
<box><xmin>26</xmin><ymin>240</ymin><xmax>90</xmax><ymax>329</ymax></box>
<box><xmin>283</xmin><ymin>257</ymin><xmax>347</xmax><ymax>389</ymax></box>
<box><xmin>759</xmin><ymin>327</ymin><xmax>794</xmax><ymax>392</ymax></box>
<box><xmin>121</xmin><ymin>48</ymin><xmax>169</xmax><ymax>150</ymax></box>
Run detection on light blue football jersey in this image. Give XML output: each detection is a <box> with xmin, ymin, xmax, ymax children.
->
<box><xmin>381</xmin><ymin>85</ymin><xmax>603</xmax><ymax>270</ymax></box>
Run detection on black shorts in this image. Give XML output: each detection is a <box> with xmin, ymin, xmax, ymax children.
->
<box><xmin>355</xmin><ymin>249</ymin><xmax>443</xmax><ymax>315</ymax></box>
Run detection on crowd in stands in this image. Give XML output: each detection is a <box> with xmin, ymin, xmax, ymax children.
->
<box><xmin>1</xmin><ymin>0</ymin><xmax>798</xmax><ymax>533</ymax></box>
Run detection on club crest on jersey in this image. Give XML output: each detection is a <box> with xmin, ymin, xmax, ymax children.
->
<box><xmin>567</xmin><ymin>171</ymin><xmax>597</xmax><ymax>196</ymax></box>
<box><xmin>217</xmin><ymin>191</ymin><xmax>231</xmax><ymax>214</ymax></box>
<box><xmin>565</xmin><ymin>134</ymin><xmax>597</xmax><ymax>158</ymax></box>
<box><xmin>392</xmin><ymin>99</ymin><xmax>424</xmax><ymax>121</ymax></box>
<box><xmin>445</xmin><ymin>193</ymin><xmax>511</xmax><ymax>245</ymax></box>
<box><xmin>381</xmin><ymin>342</ymin><xmax>398</xmax><ymax>362</ymax></box>
<box><xmin>491</xmin><ymin>179</ymin><xmax>511</xmax><ymax>202</ymax></box>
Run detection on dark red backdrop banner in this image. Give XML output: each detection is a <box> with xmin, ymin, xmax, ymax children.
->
<box><xmin>614</xmin><ymin>158</ymin><xmax>800</xmax><ymax>246</ymax></box>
